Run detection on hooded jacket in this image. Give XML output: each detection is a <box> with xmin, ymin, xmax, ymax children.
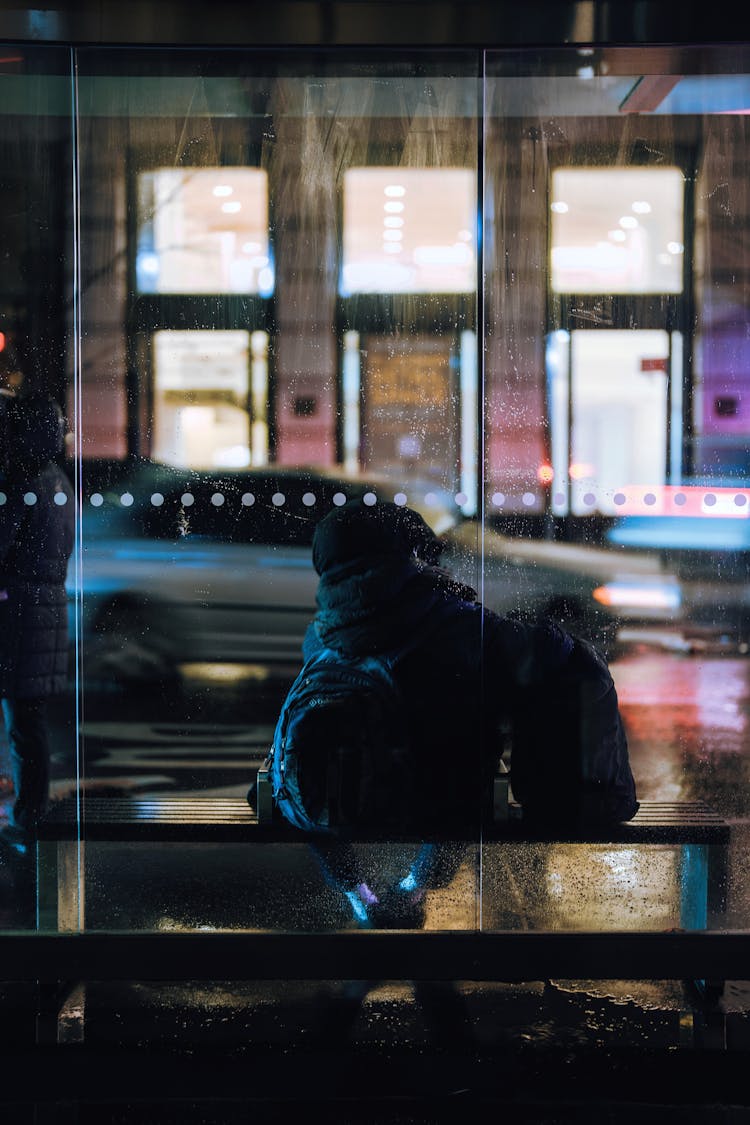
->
<box><xmin>301</xmin><ymin>499</ymin><xmax>620</xmax><ymax>828</ymax></box>
<box><xmin>302</xmin><ymin>499</ymin><xmax>638</xmax><ymax>828</ymax></box>
<box><xmin>0</xmin><ymin>396</ymin><xmax>75</xmax><ymax>698</ymax></box>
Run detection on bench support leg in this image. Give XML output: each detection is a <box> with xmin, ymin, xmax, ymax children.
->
<box><xmin>679</xmin><ymin>842</ymin><xmax>726</xmax><ymax>1007</ymax></box>
<box><xmin>34</xmin><ymin>980</ymin><xmax>82</xmax><ymax>1045</ymax></box>
<box><xmin>36</xmin><ymin>839</ymin><xmax>85</xmax><ymax>932</ymax></box>
<box><xmin>679</xmin><ymin>843</ymin><xmax>708</xmax><ymax>931</ymax></box>
<box><xmin>34</xmin><ymin>839</ymin><xmax>86</xmax><ymax>1044</ymax></box>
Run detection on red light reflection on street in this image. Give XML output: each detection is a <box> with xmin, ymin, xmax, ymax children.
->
<box><xmin>612</xmin><ymin>653</ymin><xmax>750</xmax><ymax>806</ymax></box>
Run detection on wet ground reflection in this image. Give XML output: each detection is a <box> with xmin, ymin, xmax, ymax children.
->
<box><xmin>614</xmin><ymin>651</ymin><xmax>750</xmax><ymax>817</ymax></box>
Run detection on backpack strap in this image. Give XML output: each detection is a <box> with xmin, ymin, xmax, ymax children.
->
<box><xmin>253</xmin><ymin>598</ymin><xmax>470</xmax><ymax>821</ymax></box>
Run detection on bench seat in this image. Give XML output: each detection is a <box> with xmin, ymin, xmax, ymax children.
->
<box><xmin>13</xmin><ymin>794</ymin><xmax>733</xmax><ymax>1046</ymax></box>
<box><xmin>37</xmin><ymin>794</ymin><xmax>730</xmax><ymax>845</ymax></box>
<box><xmin>33</xmin><ymin>795</ymin><xmax>729</xmax><ymax>934</ymax></box>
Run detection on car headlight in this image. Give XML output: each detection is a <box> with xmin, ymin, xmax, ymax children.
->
<box><xmin>593</xmin><ymin>582</ymin><xmax>682</xmax><ymax>612</ymax></box>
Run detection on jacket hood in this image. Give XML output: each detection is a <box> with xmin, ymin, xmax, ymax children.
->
<box><xmin>310</xmin><ymin>498</ymin><xmax>473</xmax><ymax>653</ymax></box>
<box><xmin>312</xmin><ymin>498</ymin><xmax>442</xmax><ymax>577</ymax></box>
<box><xmin>313</xmin><ymin>554</ymin><xmax>477</xmax><ymax>654</ymax></box>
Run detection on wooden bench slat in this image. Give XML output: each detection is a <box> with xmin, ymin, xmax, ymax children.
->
<box><xmin>35</xmin><ymin>796</ymin><xmax>730</xmax><ymax>845</ymax></box>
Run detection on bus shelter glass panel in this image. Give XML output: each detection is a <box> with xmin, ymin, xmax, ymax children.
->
<box><xmin>484</xmin><ymin>43</ymin><xmax>750</xmax><ymax>938</ymax></box>
<box><xmin>0</xmin><ymin>45</ymin><xmax>76</xmax><ymax>933</ymax></box>
<box><xmin>72</xmin><ymin>48</ymin><xmax>482</xmax><ymax>941</ymax></box>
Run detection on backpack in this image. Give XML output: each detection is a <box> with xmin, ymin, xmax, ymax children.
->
<box><xmin>508</xmin><ymin>636</ymin><xmax>639</xmax><ymax>827</ymax></box>
<box><xmin>265</xmin><ymin>645</ymin><xmax>420</xmax><ymax>835</ymax></box>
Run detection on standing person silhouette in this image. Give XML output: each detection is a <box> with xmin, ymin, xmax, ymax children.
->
<box><xmin>0</xmin><ymin>388</ymin><xmax>15</xmax><ymax>803</ymax></box>
<box><xmin>0</xmin><ymin>391</ymin><xmax>75</xmax><ymax>852</ymax></box>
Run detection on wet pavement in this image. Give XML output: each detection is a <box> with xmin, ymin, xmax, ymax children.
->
<box><xmin>1</xmin><ymin>646</ymin><xmax>750</xmax><ymax>1119</ymax></box>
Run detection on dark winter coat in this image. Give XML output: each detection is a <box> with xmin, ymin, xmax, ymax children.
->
<box><xmin>303</xmin><ymin>552</ymin><xmax>571</xmax><ymax>825</ymax></box>
<box><xmin>0</xmin><ymin>460</ymin><xmax>75</xmax><ymax>698</ymax></box>
<box><xmin>304</xmin><ymin>500</ymin><xmax>638</xmax><ymax>828</ymax></box>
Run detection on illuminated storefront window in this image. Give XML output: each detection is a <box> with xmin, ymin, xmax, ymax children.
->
<box><xmin>340</xmin><ymin>167</ymin><xmax>476</xmax><ymax>294</ymax></box>
<box><xmin>152</xmin><ymin>328</ymin><xmax>270</xmax><ymax>469</ymax></box>
<box><xmin>550</xmin><ymin>166</ymin><xmax>685</xmax><ymax>295</ymax></box>
<box><xmin>136</xmin><ymin>167</ymin><xmax>272</xmax><ymax>295</ymax></box>
<box><xmin>547</xmin><ymin>327</ymin><xmax>676</xmax><ymax>515</ymax></box>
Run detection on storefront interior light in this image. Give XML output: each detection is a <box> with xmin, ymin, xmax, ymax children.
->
<box><xmin>413</xmin><ymin>244</ymin><xmax>470</xmax><ymax>265</ymax></box>
<box><xmin>257</xmin><ymin>267</ymin><xmax>274</xmax><ymax>294</ymax></box>
<box><xmin>138</xmin><ymin>252</ymin><xmax>159</xmax><ymax>274</ymax></box>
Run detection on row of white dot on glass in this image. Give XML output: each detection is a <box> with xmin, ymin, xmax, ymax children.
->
<box><xmin>552</xmin><ymin>491</ymin><xmax>748</xmax><ymax>509</ymax></box>
<box><xmin>2</xmin><ymin>489</ymin><xmax>749</xmax><ymax>510</ymax></box>
<box><xmin>89</xmin><ymin>490</ymin><xmax>404</xmax><ymax>509</ymax></box>
<box><xmin>0</xmin><ymin>489</ymin><xmax>408</xmax><ymax>508</ymax></box>
<box><xmin>0</xmin><ymin>491</ymin><xmax>70</xmax><ymax>506</ymax></box>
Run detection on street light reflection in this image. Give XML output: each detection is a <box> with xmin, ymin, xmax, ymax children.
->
<box><xmin>481</xmin><ymin>842</ymin><xmax>682</xmax><ymax>932</ymax></box>
<box><xmin>179</xmin><ymin>662</ymin><xmax>272</xmax><ymax>684</ymax></box>
<box><xmin>543</xmin><ymin>845</ymin><xmax>680</xmax><ymax>930</ymax></box>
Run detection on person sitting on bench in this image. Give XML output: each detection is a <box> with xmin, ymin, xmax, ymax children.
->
<box><xmin>300</xmin><ymin>498</ymin><xmax>638</xmax><ymax>929</ymax></box>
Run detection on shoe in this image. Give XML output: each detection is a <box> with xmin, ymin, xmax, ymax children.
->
<box><xmin>370</xmin><ymin>886</ymin><xmax>426</xmax><ymax>930</ymax></box>
<box><xmin>0</xmin><ymin>823</ymin><xmax>32</xmax><ymax>856</ymax></box>
<box><xmin>343</xmin><ymin>882</ymin><xmax>379</xmax><ymax>928</ymax></box>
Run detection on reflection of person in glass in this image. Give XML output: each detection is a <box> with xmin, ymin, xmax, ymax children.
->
<box><xmin>0</xmin><ymin>390</ymin><xmax>74</xmax><ymax>850</ymax></box>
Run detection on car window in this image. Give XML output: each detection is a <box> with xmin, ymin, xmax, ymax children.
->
<box><xmin>136</xmin><ymin>477</ymin><xmax>375</xmax><ymax>546</ymax></box>
<box><xmin>76</xmin><ymin>460</ymin><xmax>458</xmax><ymax>546</ymax></box>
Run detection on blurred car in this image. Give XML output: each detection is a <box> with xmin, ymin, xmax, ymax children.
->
<box><xmin>441</xmin><ymin>520</ymin><xmax>673</xmax><ymax>656</ymax></box>
<box><xmin>601</xmin><ymin>512</ymin><xmax>750</xmax><ymax>651</ymax></box>
<box><xmin>443</xmin><ymin>492</ymin><xmax>750</xmax><ymax>657</ymax></box>
<box><xmin>68</xmin><ymin>459</ymin><xmax>460</xmax><ymax>692</ymax></box>
<box><xmin>70</xmin><ymin>459</ymin><xmax>740</xmax><ymax>699</ymax></box>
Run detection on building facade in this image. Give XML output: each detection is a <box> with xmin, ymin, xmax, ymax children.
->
<box><xmin>0</xmin><ymin>6</ymin><xmax>747</xmax><ymax>525</ymax></box>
